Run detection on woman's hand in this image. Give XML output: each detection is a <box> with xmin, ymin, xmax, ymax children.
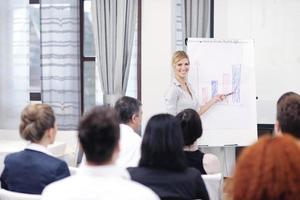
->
<box><xmin>199</xmin><ymin>94</ymin><xmax>226</xmax><ymax>115</ymax></box>
<box><xmin>212</xmin><ymin>94</ymin><xmax>226</xmax><ymax>103</ymax></box>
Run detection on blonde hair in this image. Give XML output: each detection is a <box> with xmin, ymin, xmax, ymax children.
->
<box><xmin>19</xmin><ymin>104</ymin><xmax>55</xmax><ymax>142</ymax></box>
<box><xmin>172</xmin><ymin>51</ymin><xmax>189</xmax><ymax>68</ymax></box>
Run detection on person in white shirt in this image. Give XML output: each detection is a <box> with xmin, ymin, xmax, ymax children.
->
<box><xmin>42</xmin><ymin>106</ymin><xmax>159</xmax><ymax>200</ymax></box>
<box><xmin>114</xmin><ymin>96</ymin><xmax>142</xmax><ymax>167</ymax></box>
<box><xmin>165</xmin><ymin>51</ymin><xmax>225</xmax><ymax>116</ymax></box>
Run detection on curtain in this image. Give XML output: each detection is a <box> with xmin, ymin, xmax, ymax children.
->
<box><xmin>181</xmin><ymin>0</ymin><xmax>211</xmax><ymax>49</ymax></box>
<box><xmin>40</xmin><ymin>0</ymin><xmax>80</xmax><ymax>130</ymax></box>
<box><xmin>92</xmin><ymin>0</ymin><xmax>137</xmax><ymax>106</ymax></box>
<box><xmin>0</xmin><ymin>1</ymin><xmax>30</xmax><ymax>129</ymax></box>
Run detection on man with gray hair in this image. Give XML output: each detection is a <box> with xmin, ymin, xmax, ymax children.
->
<box><xmin>114</xmin><ymin>96</ymin><xmax>142</xmax><ymax>167</ymax></box>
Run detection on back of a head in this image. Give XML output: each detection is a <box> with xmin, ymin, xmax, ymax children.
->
<box><xmin>19</xmin><ymin>104</ymin><xmax>55</xmax><ymax>143</ymax></box>
<box><xmin>276</xmin><ymin>92</ymin><xmax>300</xmax><ymax>139</ymax></box>
<box><xmin>276</xmin><ymin>91</ymin><xmax>299</xmax><ymax>106</ymax></box>
<box><xmin>78</xmin><ymin>106</ymin><xmax>120</xmax><ymax>164</ymax></box>
<box><xmin>232</xmin><ymin>135</ymin><xmax>300</xmax><ymax>200</ymax></box>
<box><xmin>114</xmin><ymin>96</ymin><xmax>141</xmax><ymax>124</ymax></box>
<box><xmin>139</xmin><ymin>113</ymin><xmax>186</xmax><ymax>171</ymax></box>
<box><xmin>176</xmin><ymin>109</ymin><xmax>202</xmax><ymax>146</ymax></box>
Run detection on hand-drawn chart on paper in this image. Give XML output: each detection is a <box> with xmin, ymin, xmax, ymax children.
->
<box><xmin>187</xmin><ymin>39</ymin><xmax>257</xmax><ymax>144</ymax></box>
<box><xmin>199</xmin><ymin>64</ymin><xmax>242</xmax><ymax>106</ymax></box>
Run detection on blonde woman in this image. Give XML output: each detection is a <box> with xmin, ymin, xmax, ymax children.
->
<box><xmin>0</xmin><ymin>104</ymin><xmax>70</xmax><ymax>194</ymax></box>
<box><xmin>165</xmin><ymin>50</ymin><xmax>225</xmax><ymax>115</ymax></box>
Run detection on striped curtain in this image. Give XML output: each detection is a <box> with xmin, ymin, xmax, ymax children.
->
<box><xmin>175</xmin><ymin>0</ymin><xmax>184</xmax><ymax>50</ymax></box>
<box><xmin>40</xmin><ymin>0</ymin><xmax>80</xmax><ymax>130</ymax></box>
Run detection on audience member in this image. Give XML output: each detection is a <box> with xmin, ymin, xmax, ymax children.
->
<box><xmin>42</xmin><ymin>106</ymin><xmax>159</xmax><ymax>200</ymax></box>
<box><xmin>114</xmin><ymin>96</ymin><xmax>142</xmax><ymax>167</ymax></box>
<box><xmin>0</xmin><ymin>104</ymin><xmax>70</xmax><ymax>194</ymax></box>
<box><xmin>229</xmin><ymin>135</ymin><xmax>300</xmax><ymax>200</ymax></box>
<box><xmin>275</xmin><ymin>91</ymin><xmax>300</xmax><ymax>139</ymax></box>
<box><xmin>128</xmin><ymin>113</ymin><xmax>209</xmax><ymax>200</ymax></box>
<box><xmin>176</xmin><ymin>108</ymin><xmax>220</xmax><ymax>174</ymax></box>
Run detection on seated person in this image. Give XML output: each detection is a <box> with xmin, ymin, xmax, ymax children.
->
<box><xmin>176</xmin><ymin>109</ymin><xmax>221</xmax><ymax>174</ymax></box>
<box><xmin>42</xmin><ymin>106</ymin><xmax>159</xmax><ymax>200</ymax></box>
<box><xmin>80</xmin><ymin>96</ymin><xmax>142</xmax><ymax>168</ymax></box>
<box><xmin>229</xmin><ymin>135</ymin><xmax>300</xmax><ymax>200</ymax></box>
<box><xmin>128</xmin><ymin>114</ymin><xmax>209</xmax><ymax>200</ymax></box>
<box><xmin>275</xmin><ymin>91</ymin><xmax>300</xmax><ymax>139</ymax></box>
<box><xmin>114</xmin><ymin>96</ymin><xmax>142</xmax><ymax>167</ymax></box>
<box><xmin>0</xmin><ymin>104</ymin><xmax>70</xmax><ymax>194</ymax></box>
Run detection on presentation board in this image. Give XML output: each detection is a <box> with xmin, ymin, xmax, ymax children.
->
<box><xmin>187</xmin><ymin>38</ymin><xmax>257</xmax><ymax>146</ymax></box>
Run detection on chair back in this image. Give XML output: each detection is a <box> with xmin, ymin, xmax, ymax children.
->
<box><xmin>0</xmin><ymin>189</ymin><xmax>41</xmax><ymax>200</ymax></box>
<box><xmin>68</xmin><ymin>166</ymin><xmax>78</xmax><ymax>175</ymax></box>
<box><xmin>201</xmin><ymin>173</ymin><xmax>223</xmax><ymax>200</ymax></box>
<box><xmin>55</xmin><ymin>130</ymin><xmax>79</xmax><ymax>166</ymax></box>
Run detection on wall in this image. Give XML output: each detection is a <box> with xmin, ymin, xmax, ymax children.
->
<box><xmin>141</xmin><ymin>0</ymin><xmax>175</xmax><ymax>129</ymax></box>
<box><xmin>141</xmin><ymin>0</ymin><xmax>300</xmax><ymax>125</ymax></box>
<box><xmin>215</xmin><ymin>0</ymin><xmax>300</xmax><ymax>124</ymax></box>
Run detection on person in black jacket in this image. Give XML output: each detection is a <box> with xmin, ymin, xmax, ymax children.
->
<box><xmin>128</xmin><ymin>113</ymin><xmax>209</xmax><ymax>200</ymax></box>
<box><xmin>0</xmin><ymin>104</ymin><xmax>70</xmax><ymax>194</ymax></box>
<box><xmin>176</xmin><ymin>109</ymin><xmax>221</xmax><ymax>174</ymax></box>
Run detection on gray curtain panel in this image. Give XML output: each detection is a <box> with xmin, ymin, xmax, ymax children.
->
<box><xmin>181</xmin><ymin>0</ymin><xmax>211</xmax><ymax>49</ymax></box>
<box><xmin>40</xmin><ymin>0</ymin><xmax>80</xmax><ymax>130</ymax></box>
<box><xmin>92</xmin><ymin>0</ymin><xmax>137</xmax><ymax>106</ymax></box>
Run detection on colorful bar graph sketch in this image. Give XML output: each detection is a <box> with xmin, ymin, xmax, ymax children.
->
<box><xmin>222</xmin><ymin>73</ymin><xmax>231</xmax><ymax>104</ymax></box>
<box><xmin>211</xmin><ymin>80</ymin><xmax>218</xmax><ymax>98</ymax></box>
<box><xmin>198</xmin><ymin>67</ymin><xmax>241</xmax><ymax>105</ymax></box>
<box><xmin>232</xmin><ymin>65</ymin><xmax>241</xmax><ymax>104</ymax></box>
<box><xmin>202</xmin><ymin>87</ymin><xmax>209</xmax><ymax>104</ymax></box>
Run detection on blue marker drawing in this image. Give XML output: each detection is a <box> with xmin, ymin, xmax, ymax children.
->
<box><xmin>211</xmin><ymin>80</ymin><xmax>218</xmax><ymax>98</ymax></box>
<box><xmin>232</xmin><ymin>65</ymin><xmax>241</xmax><ymax>104</ymax></box>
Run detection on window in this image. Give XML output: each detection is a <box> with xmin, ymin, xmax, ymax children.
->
<box><xmin>175</xmin><ymin>0</ymin><xmax>214</xmax><ymax>50</ymax></box>
<box><xmin>81</xmin><ymin>0</ymin><xmax>141</xmax><ymax>112</ymax></box>
<box><xmin>0</xmin><ymin>1</ymin><xmax>31</xmax><ymax>129</ymax></box>
<box><xmin>0</xmin><ymin>0</ymin><xmax>81</xmax><ymax>130</ymax></box>
<box><xmin>29</xmin><ymin>1</ymin><xmax>41</xmax><ymax>101</ymax></box>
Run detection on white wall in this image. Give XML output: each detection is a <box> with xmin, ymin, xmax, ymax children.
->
<box><xmin>142</xmin><ymin>0</ymin><xmax>300</xmax><ymax>125</ymax></box>
<box><xmin>141</xmin><ymin>0</ymin><xmax>175</xmax><ymax>128</ymax></box>
<box><xmin>215</xmin><ymin>0</ymin><xmax>300</xmax><ymax>124</ymax></box>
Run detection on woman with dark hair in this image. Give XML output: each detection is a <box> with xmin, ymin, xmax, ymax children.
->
<box><xmin>176</xmin><ymin>109</ymin><xmax>220</xmax><ymax>174</ymax></box>
<box><xmin>228</xmin><ymin>135</ymin><xmax>300</xmax><ymax>200</ymax></box>
<box><xmin>128</xmin><ymin>114</ymin><xmax>209</xmax><ymax>200</ymax></box>
<box><xmin>275</xmin><ymin>91</ymin><xmax>300</xmax><ymax>139</ymax></box>
<box><xmin>0</xmin><ymin>104</ymin><xmax>70</xmax><ymax>194</ymax></box>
